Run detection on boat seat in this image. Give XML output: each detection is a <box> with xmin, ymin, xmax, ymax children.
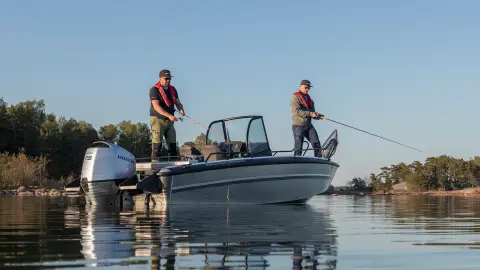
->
<box><xmin>179</xmin><ymin>145</ymin><xmax>203</xmax><ymax>161</ymax></box>
<box><xmin>227</xmin><ymin>141</ymin><xmax>244</xmax><ymax>153</ymax></box>
<box><xmin>179</xmin><ymin>145</ymin><xmax>202</xmax><ymax>156</ymax></box>
<box><xmin>201</xmin><ymin>144</ymin><xmax>227</xmax><ymax>161</ymax></box>
<box><xmin>219</xmin><ymin>141</ymin><xmax>245</xmax><ymax>152</ymax></box>
<box><xmin>218</xmin><ymin>141</ymin><xmax>248</xmax><ymax>158</ymax></box>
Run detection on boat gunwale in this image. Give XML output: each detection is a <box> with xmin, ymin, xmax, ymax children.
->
<box><xmin>158</xmin><ymin>155</ymin><xmax>340</xmax><ymax>176</ymax></box>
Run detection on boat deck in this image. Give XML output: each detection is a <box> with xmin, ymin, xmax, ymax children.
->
<box><xmin>119</xmin><ymin>160</ymin><xmax>199</xmax><ymax>192</ymax></box>
<box><xmin>136</xmin><ymin>160</ymin><xmax>199</xmax><ymax>174</ymax></box>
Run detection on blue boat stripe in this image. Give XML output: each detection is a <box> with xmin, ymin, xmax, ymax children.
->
<box><xmin>171</xmin><ymin>173</ymin><xmax>331</xmax><ymax>192</ymax></box>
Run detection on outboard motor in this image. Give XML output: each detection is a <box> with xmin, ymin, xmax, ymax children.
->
<box><xmin>80</xmin><ymin>141</ymin><xmax>136</xmax><ymax>207</ymax></box>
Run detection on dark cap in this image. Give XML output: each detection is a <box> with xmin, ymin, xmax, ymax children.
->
<box><xmin>300</xmin><ymin>79</ymin><xmax>313</xmax><ymax>87</ymax></box>
<box><xmin>159</xmin><ymin>69</ymin><xmax>173</xmax><ymax>78</ymax></box>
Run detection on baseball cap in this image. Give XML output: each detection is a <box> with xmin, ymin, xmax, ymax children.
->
<box><xmin>300</xmin><ymin>79</ymin><xmax>313</xmax><ymax>87</ymax></box>
<box><xmin>159</xmin><ymin>69</ymin><xmax>173</xmax><ymax>78</ymax></box>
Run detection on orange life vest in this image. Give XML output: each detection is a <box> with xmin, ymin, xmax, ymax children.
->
<box><xmin>154</xmin><ymin>81</ymin><xmax>177</xmax><ymax>107</ymax></box>
<box><xmin>293</xmin><ymin>91</ymin><xmax>313</xmax><ymax>109</ymax></box>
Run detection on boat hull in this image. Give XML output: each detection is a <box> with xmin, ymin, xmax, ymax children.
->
<box><xmin>156</xmin><ymin>157</ymin><xmax>339</xmax><ymax>205</ymax></box>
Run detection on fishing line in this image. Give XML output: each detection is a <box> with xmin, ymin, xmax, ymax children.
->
<box><xmin>321</xmin><ymin>117</ymin><xmax>422</xmax><ymax>152</ymax></box>
<box><xmin>174</xmin><ymin>110</ymin><xmax>223</xmax><ymax>137</ymax></box>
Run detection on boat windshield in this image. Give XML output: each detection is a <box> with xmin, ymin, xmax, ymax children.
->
<box><xmin>224</xmin><ymin>118</ymin><xmax>250</xmax><ymax>142</ymax></box>
<box><xmin>246</xmin><ymin>117</ymin><xmax>270</xmax><ymax>156</ymax></box>
<box><xmin>204</xmin><ymin>121</ymin><xmax>224</xmax><ymax>145</ymax></box>
<box><xmin>205</xmin><ymin>116</ymin><xmax>272</xmax><ymax>157</ymax></box>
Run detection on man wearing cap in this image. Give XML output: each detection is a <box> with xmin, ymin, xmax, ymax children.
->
<box><xmin>290</xmin><ymin>79</ymin><xmax>325</xmax><ymax>157</ymax></box>
<box><xmin>149</xmin><ymin>69</ymin><xmax>185</xmax><ymax>160</ymax></box>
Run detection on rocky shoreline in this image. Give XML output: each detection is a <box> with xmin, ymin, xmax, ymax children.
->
<box><xmin>325</xmin><ymin>187</ymin><xmax>480</xmax><ymax>197</ymax></box>
<box><xmin>390</xmin><ymin>188</ymin><xmax>480</xmax><ymax>196</ymax></box>
<box><xmin>4</xmin><ymin>186</ymin><xmax>480</xmax><ymax>198</ymax></box>
<box><xmin>0</xmin><ymin>186</ymin><xmax>64</xmax><ymax>196</ymax></box>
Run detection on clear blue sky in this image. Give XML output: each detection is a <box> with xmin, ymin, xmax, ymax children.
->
<box><xmin>1</xmin><ymin>0</ymin><xmax>479</xmax><ymax>185</ymax></box>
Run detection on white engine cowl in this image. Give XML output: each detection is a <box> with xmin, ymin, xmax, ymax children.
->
<box><xmin>80</xmin><ymin>141</ymin><xmax>136</xmax><ymax>184</ymax></box>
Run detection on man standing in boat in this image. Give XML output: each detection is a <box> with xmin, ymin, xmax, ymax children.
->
<box><xmin>149</xmin><ymin>69</ymin><xmax>185</xmax><ymax>161</ymax></box>
<box><xmin>290</xmin><ymin>79</ymin><xmax>325</xmax><ymax>157</ymax></box>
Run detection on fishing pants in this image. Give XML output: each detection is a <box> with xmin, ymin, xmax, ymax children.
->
<box><xmin>292</xmin><ymin>124</ymin><xmax>322</xmax><ymax>157</ymax></box>
<box><xmin>150</xmin><ymin>116</ymin><xmax>178</xmax><ymax>160</ymax></box>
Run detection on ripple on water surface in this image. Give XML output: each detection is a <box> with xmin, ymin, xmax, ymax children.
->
<box><xmin>1</xmin><ymin>195</ymin><xmax>480</xmax><ymax>269</ymax></box>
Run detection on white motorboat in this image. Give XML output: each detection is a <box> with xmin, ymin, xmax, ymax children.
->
<box><xmin>66</xmin><ymin>115</ymin><xmax>339</xmax><ymax>208</ymax></box>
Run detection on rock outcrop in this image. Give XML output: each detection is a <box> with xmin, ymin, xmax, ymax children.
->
<box><xmin>0</xmin><ymin>186</ymin><xmax>64</xmax><ymax>197</ymax></box>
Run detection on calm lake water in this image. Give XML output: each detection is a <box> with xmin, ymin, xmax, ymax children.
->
<box><xmin>1</xmin><ymin>195</ymin><xmax>480</xmax><ymax>269</ymax></box>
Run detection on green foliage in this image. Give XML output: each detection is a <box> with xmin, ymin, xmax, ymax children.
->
<box><xmin>349</xmin><ymin>155</ymin><xmax>480</xmax><ymax>192</ymax></box>
<box><xmin>98</xmin><ymin>124</ymin><xmax>119</xmax><ymax>142</ymax></box>
<box><xmin>347</xmin><ymin>176</ymin><xmax>369</xmax><ymax>190</ymax></box>
<box><xmin>0</xmin><ymin>150</ymin><xmax>48</xmax><ymax>188</ymax></box>
<box><xmin>182</xmin><ymin>132</ymin><xmax>217</xmax><ymax>149</ymax></box>
<box><xmin>0</xmin><ymin>98</ymin><xmax>217</xmax><ymax>185</ymax></box>
<box><xmin>0</xmin><ymin>98</ymin><xmax>154</xmax><ymax>183</ymax></box>
<box><xmin>113</xmin><ymin>120</ymin><xmax>151</xmax><ymax>158</ymax></box>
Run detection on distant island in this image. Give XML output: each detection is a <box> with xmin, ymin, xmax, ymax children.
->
<box><xmin>1</xmin><ymin>98</ymin><xmax>479</xmax><ymax>197</ymax></box>
<box><xmin>323</xmin><ymin>155</ymin><xmax>480</xmax><ymax>196</ymax></box>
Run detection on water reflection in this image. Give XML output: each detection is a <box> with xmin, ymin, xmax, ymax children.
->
<box><xmin>0</xmin><ymin>195</ymin><xmax>340</xmax><ymax>269</ymax></box>
<box><xmin>375</xmin><ymin>195</ymin><xmax>480</xmax><ymax>246</ymax></box>
<box><xmin>79</xmin><ymin>207</ymin><xmax>137</xmax><ymax>266</ymax></box>
<box><xmin>0</xmin><ymin>196</ymin><xmax>84</xmax><ymax>268</ymax></box>
<box><xmin>71</xmin><ymin>203</ymin><xmax>338</xmax><ymax>269</ymax></box>
<box><xmin>6</xmin><ymin>195</ymin><xmax>480</xmax><ymax>269</ymax></box>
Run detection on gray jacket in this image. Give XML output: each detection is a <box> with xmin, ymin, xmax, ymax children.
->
<box><xmin>290</xmin><ymin>93</ymin><xmax>315</xmax><ymax>125</ymax></box>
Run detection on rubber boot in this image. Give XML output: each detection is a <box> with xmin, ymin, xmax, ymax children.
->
<box><xmin>312</xmin><ymin>142</ymin><xmax>323</xmax><ymax>158</ymax></box>
<box><xmin>151</xmin><ymin>143</ymin><xmax>161</xmax><ymax>162</ymax></box>
<box><xmin>168</xmin><ymin>143</ymin><xmax>178</xmax><ymax>161</ymax></box>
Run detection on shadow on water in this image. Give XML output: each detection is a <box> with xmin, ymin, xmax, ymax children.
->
<box><xmin>0</xmin><ymin>196</ymin><xmax>338</xmax><ymax>269</ymax></box>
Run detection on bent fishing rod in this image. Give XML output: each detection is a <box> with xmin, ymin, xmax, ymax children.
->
<box><xmin>320</xmin><ymin>116</ymin><xmax>422</xmax><ymax>152</ymax></box>
<box><xmin>174</xmin><ymin>109</ymin><xmax>223</xmax><ymax>137</ymax></box>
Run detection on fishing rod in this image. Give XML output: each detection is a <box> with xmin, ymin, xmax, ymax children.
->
<box><xmin>321</xmin><ymin>116</ymin><xmax>422</xmax><ymax>152</ymax></box>
<box><xmin>174</xmin><ymin>110</ymin><xmax>223</xmax><ymax>137</ymax></box>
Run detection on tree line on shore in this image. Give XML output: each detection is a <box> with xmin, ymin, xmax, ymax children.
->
<box><xmin>2</xmin><ymin>98</ymin><xmax>479</xmax><ymax>192</ymax></box>
<box><xmin>343</xmin><ymin>155</ymin><xmax>480</xmax><ymax>192</ymax></box>
<box><xmin>0</xmin><ymin>98</ymin><xmax>206</xmax><ymax>188</ymax></box>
